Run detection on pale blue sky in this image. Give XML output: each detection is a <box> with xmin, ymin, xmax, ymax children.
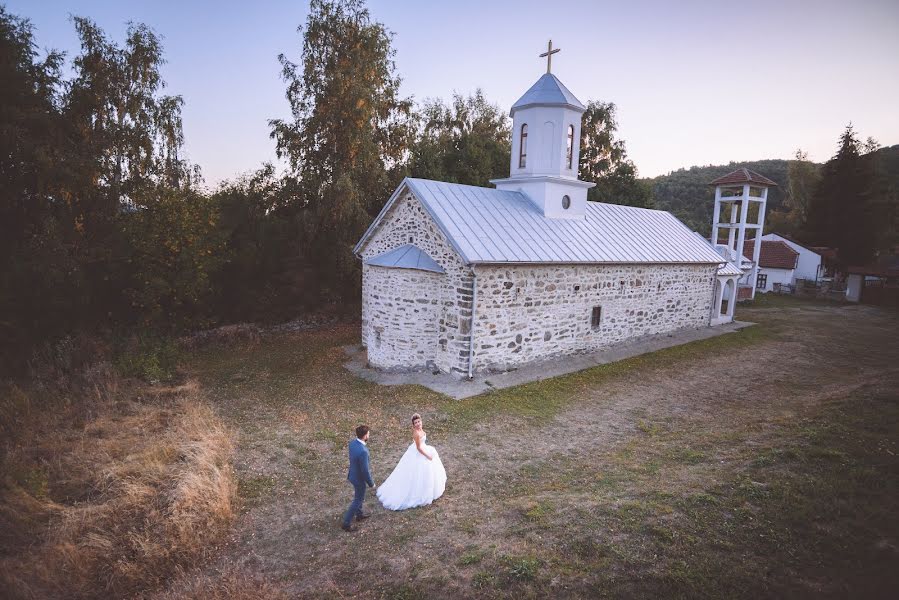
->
<box><xmin>8</xmin><ymin>0</ymin><xmax>899</xmax><ymax>186</ymax></box>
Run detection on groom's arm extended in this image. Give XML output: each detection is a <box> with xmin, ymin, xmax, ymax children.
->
<box><xmin>363</xmin><ymin>450</ymin><xmax>374</xmax><ymax>488</ymax></box>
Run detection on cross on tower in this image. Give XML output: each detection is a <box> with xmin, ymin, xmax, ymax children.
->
<box><xmin>539</xmin><ymin>39</ymin><xmax>561</xmax><ymax>74</ymax></box>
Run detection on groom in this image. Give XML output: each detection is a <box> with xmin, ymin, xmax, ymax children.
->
<box><xmin>342</xmin><ymin>424</ymin><xmax>374</xmax><ymax>532</ymax></box>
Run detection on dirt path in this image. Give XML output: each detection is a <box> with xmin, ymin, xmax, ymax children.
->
<box><xmin>186</xmin><ymin>302</ymin><xmax>899</xmax><ymax>598</ymax></box>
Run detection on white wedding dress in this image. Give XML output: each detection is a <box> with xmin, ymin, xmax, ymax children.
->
<box><xmin>377</xmin><ymin>433</ymin><xmax>447</xmax><ymax>510</ymax></box>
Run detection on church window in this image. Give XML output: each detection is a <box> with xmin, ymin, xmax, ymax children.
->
<box><xmin>591</xmin><ymin>306</ymin><xmax>602</xmax><ymax>329</ymax></box>
<box><xmin>519</xmin><ymin>124</ymin><xmax>528</xmax><ymax>168</ymax></box>
<box><xmin>566</xmin><ymin>124</ymin><xmax>575</xmax><ymax>169</ymax></box>
<box><xmin>562</xmin><ymin>195</ymin><xmax>571</xmax><ymax>209</ymax></box>
<box><xmin>756</xmin><ymin>273</ymin><xmax>768</xmax><ymax>289</ymax></box>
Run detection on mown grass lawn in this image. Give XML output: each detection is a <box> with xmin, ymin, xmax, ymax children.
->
<box><xmin>186</xmin><ymin>300</ymin><xmax>899</xmax><ymax>599</ymax></box>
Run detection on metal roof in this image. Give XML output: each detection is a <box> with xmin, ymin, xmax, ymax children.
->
<box><xmin>356</xmin><ymin>178</ymin><xmax>727</xmax><ymax>266</ymax></box>
<box><xmin>716</xmin><ymin>261</ymin><xmax>744</xmax><ymax>276</ymax></box>
<box><xmin>364</xmin><ymin>244</ymin><xmax>445</xmax><ymax>273</ymax></box>
<box><xmin>709</xmin><ymin>168</ymin><xmax>778</xmax><ymax>187</ymax></box>
<box><xmin>510</xmin><ymin>73</ymin><xmax>586</xmax><ymax>116</ymax></box>
<box><xmin>692</xmin><ymin>233</ymin><xmax>743</xmax><ymax>276</ymax></box>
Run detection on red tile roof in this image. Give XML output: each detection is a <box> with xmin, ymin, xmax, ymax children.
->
<box><xmin>743</xmin><ymin>240</ymin><xmax>799</xmax><ymax>269</ymax></box>
<box><xmin>709</xmin><ymin>168</ymin><xmax>779</xmax><ymax>187</ymax></box>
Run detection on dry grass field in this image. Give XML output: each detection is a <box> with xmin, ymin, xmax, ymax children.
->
<box><xmin>2</xmin><ymin>297</ymin><xmax>897</xmax><ymax>598</ymax></box>
<box><xmin>0</xmin><ymin>360</ymin><xmax>246</xmax><ymax>598</ymax></box>
<box><xmin>182</xmin><ymin>298</ymin><xmax>898</xmax><ymax>599</ymax></box>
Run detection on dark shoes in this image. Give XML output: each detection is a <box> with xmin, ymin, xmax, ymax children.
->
<box><xmin>341</xmin><ymin>512</ymin><xmax>370</xmax><ymax>531</ymax></box>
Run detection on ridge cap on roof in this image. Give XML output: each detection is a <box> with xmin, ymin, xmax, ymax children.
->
<box><xmin>765</xmin><ymin>232</ymin><xmax>821</xmax><ymax>254</ymax></box>
<box><xmin>585</xmin><ymin>200</ymin><xmax>671</xmax><ymax>215</ymax></box>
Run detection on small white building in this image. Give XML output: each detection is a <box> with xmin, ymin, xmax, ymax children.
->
<box><xmin>761</xmin><ymin>233</ymin><xmax>824</xmax><ymax>284</ymax></box>
<box><xmin>746</xmin><ymin>239</ymin><xmax>799</xmax><ymax>293</ymax></box>
<box><xmin>354</xmin><ymin>48</ymin><xmax>737</xmax><ymax>377</ymax></box>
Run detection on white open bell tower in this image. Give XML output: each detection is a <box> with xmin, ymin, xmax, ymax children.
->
<box><xmin>709</xmin><ymin>168</ymin><xmax>778</xmax><ymax>301</ymax></box>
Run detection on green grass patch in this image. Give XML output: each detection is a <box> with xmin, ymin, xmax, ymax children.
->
<box><xmin>738</xmin><ymin>293</ymin><xmax>845</xmax><ymax>310</ymax></box>
<box><xmin>315</xmin><ymin>429</ymin><xmax>344</xmax><ymax>452</ymax></box>
<box><xmin>458</xmin><ymin>547</ymin><xmax>487</xmax><ymax>566</ymax></box>
<box><xmin>522</xmin><ymin>500</ymin><xmax>554</xmax><ymax>522</ymax></box>
<box><xmin>8</xmin><ymin>463</ymin><xmax>49</xmax><ymax>499</ymax></box>
<box><xmin>504</xmin><ymin>555</ymin><xmax>540</xmax><ymax>581</ymax></box>
<box><xmin>237</xmin><ymin>475</ymin><xmax>276</xmax><ymax>502</ymax></box>
<box><xmin>114</xmin><ymin>334</ymin><xmax>179</xmax><ymax>383</ymax></box>
<box><xmin>440</xmin><ymin>323</ymin><xmax>772</xmax><ymax>433</ymax></box>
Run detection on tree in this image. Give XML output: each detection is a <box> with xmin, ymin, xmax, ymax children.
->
<box><xmin>122</xmin><ymin>188</ymin><xmax>225</xmax><ymax>329</ymax></box>
<box><xmin>64</xmin><ymin>17</ymin><xmax>194</xmax><ymax>210</ymax></box>
<box><xmin>784</xmin><ymin>149</ymin><xmax>820</xmax><ymax>225</ymax></box>
<box><xmin>210</xmin><ymin>165</ymin><xmax>301</xmax><ymax>321</ymax></box>
<box><xmin>764</xmin><ymin>149</ymin><xmax>821</xmax><ymax>238</ymax></box>
<box><xmin>0</xmin><ymin>7</ymin><xmax>73</xmax><ymax>359</ymax></box>
<box><xmin>270</xmin><ymin>0</ymin><xmax>413</xmax><ymax>303</ymax></box>
<box><xmin>806</xmin><ymin>125</ymin><xmax>879</xmax><ymax>265</ymax></box>
<box><xmin>409</xmin><ymin>90</ymin><xmax>510</xmax><ymax>187</ymax></box>
<box><xmin>57</xmin><ymin>17</ymin><xmax>200</xmax><ymax>325</ymax></box>
<box><xmin>578</xmin><ymin>101</ymin><xmax>652</xmax><ymax>208</ymax></box>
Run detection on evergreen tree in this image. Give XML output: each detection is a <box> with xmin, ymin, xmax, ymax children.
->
<box><xmin>270</xmin><ymin>0</ymin><xmax>413</xmax><ymax>302</ymax></box>
<box><xmin>806</xmin><ymin>125</ymin><xmax>877</xmax><ymax>265</ymax></box>
<box><xmin>409</xmin><ymin>90</ymin><xmax>510</xmax><ymax>187</ymax></box>
<box><xmin>578</xmin><ymin>101</ymin><xmax>653</xmax><ymax>208</ymax></box>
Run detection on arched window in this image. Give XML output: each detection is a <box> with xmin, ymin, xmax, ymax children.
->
<box><xmin>566</xmin><ymin>124</ymin><xmax>575</xmax><ymax>169</ymax></box>
<box><xmin>519</xmin><ymin>124</ymin><xmax>528</xmax><ymax>168</ymax></box>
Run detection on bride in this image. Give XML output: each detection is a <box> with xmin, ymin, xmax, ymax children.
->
<box><xmin>377</xmin><ymin>413</ymin><xmax>447</xmax><ymax>510</ymax></box>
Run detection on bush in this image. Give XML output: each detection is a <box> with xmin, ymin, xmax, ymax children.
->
<box><xmin>114</xmin><ymin>334</ymin><xmax>180</xmax><ymax>383</ymax></box>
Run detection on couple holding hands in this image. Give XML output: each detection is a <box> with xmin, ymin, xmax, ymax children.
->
<box><xmin>342</xmin><ymin>413</ymin><xmax>447</xmax><ymax>531</ymax></box>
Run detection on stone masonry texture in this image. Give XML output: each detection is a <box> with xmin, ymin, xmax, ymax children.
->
<box><xmin>359</xmin><ymin>187</ymin><xmax>718</xmax><ymax>375</ymax></box>
<box><xmin>360</xmin><ymin>190</ymin><xmax>473</xmax><ymax>374</ymax></box>
<box><xmin>471</xmin><ymin>263</ymin><xmax>716</xmax><ymax>371</ymax></box>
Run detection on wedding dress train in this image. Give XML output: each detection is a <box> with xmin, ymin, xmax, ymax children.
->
<box><xmin>376</xmin><ymin>434</ymin><xmax>446</xmax><ymax>510</ymax></box>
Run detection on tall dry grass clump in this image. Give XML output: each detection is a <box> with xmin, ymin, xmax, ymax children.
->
<box><xmin>152</xmin><ymin>566</ymin><xmax>290</xmax><ymax>600</ymax></box>
<box><xmin>0</xmin><ymin>347</ymin><xmax>238</xmax><ymax>599</ymax></box>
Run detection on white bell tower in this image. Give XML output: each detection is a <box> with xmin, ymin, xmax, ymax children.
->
<box><xmin>709</xmin><ymin>168</ymin><xmax>777</xmax><ymax>301</ymax></box>
<box><xmin>491</xmin><ymin>40</ymin><xmax>594</xmax><ymax>220</ymax></box>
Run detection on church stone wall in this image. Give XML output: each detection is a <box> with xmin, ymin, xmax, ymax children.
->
<box><xmin>359</xmin><ymin>190</ymin><xmax>473</xmax><ymax>374</ymax></box>
<box><xmin>362</xmin><ymin>267</ymin><xmax>444</xmax><ymax>370</ymax></box>
<box><xmin>471</xmin><ymin>263</ymin><xmax>717</xmax><ymax>371</ymax></box>
<box><xmin>359</xmin><ymin>189</ymin><xmax>719</xmax><ymax>376</ymax></box>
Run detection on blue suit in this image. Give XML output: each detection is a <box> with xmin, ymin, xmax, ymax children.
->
<box><xmin>343</xmin><ymin>438</ymin><xmax>374</xmax><ymax>527</ymax></box>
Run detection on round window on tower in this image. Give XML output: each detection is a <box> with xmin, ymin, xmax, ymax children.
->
<box><xmin>562</xmin><ymin>195</ymin><xmax>571</xmax><ymax>209</ymax></box>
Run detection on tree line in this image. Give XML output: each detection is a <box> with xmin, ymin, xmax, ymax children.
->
<box><xmin>0</xmin><ymin>0</ymin><xmax>648</xmax><ymax>368</ymax></box>
<box><xmin>3</xmin><ymin>0</ymin><xmax>895</xmax><ymax>371</ymax></box>
<box><xmin>646</xmin><ymin>137</ymin><xmax>898</xmax><ymax>269</ymax></box>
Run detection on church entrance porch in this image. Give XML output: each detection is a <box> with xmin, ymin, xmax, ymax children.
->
<box><xmin>711</xmin><ymin>276</ymin><xmax>738</xmax><ymax>326</ymax></box>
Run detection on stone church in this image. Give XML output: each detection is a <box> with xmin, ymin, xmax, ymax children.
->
<box><xmin>354</xmin><ymin>48</ymin><xmax>739</xmax><ymax>377</ymax></box>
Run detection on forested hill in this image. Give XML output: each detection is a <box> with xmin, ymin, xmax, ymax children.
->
<box><xmin>643</xmin><ymin>159</ymin><xmax>794</xmax><ymax>234</ymax></box>
<box><xmin>646</xmin><ymin>145</ymin><xmax>899</xmax><ymax>236</ymax></box>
